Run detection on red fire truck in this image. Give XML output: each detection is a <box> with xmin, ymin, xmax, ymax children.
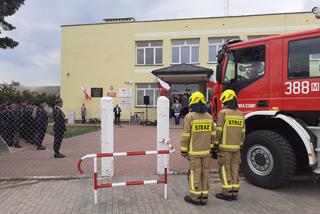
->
<box><xmin>213</xmin><ymin>28</ymin><xmax>320</xmax><ymax>188</ymax></box>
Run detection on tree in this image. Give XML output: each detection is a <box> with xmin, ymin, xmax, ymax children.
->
<box><xmin>10</xmin><ymin>81</ymin><xmax>20</xmax><ymax>86</ymax></box>
<box><xmin>0</xmin><ymin>0</ymin><xmax>25</xmax><ymax>49</ymax></box>
<box><xmin>0</xmin><ymin>83</ymin><xmax>59</xmax><ymax>107</ymax></box>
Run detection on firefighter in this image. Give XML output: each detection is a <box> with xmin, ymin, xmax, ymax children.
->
<box><xmin>180</xmin><ymin>91</ymin><xmax>215</xmax><ymax>206</ymax></box>
<box><xmin>215</xmin><ymin>89</ymin><xmax>246</xmax><ymax>201</ymax></box>
<box><xmin>53</xmin><ymin>98</ymin><xmax>66</xmax><ymax>158</ymax></box>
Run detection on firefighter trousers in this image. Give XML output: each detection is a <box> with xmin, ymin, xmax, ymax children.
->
<box><xmin>218</xmin><ymin>150</ymin><xmax>240</xmax><ymax>196</ymax></box>
<box><xmin>189</xmin><ymin>156</ymin><xmax>210</xmax><ymax>202</ymax></box>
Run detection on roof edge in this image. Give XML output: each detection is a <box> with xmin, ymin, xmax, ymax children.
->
<box><xmin>61</xmin><ymin>11</ymin><xmax>311</xmax><ymax>28</ymax></box>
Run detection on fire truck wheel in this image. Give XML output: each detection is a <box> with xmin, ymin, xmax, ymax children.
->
<box><xmin>241</xmin><ymin>130</ymin><xmax>296</xmax><ymax>189</ymax></box>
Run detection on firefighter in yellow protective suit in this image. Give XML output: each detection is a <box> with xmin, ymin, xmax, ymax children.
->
<box><xmin>215</xmin><ymin>89</ymin><xmax>246</xmax><ymax>201</ymax></box>
<box><xmin>180</xmin><ymin>91</ymin><xmax>215</xmax><ymax>206</ymax></box>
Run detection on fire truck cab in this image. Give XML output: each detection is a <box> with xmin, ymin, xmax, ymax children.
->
<box><xmin>214</xmin><ymin>28</ymin><xmax>320</xmax><ymax>188</ymax></box>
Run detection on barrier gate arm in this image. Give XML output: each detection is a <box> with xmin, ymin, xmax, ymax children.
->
<box><xmin>77</xmin><ymin>139</ymin><xmax>175</xmax><ymax>204</ymax></box>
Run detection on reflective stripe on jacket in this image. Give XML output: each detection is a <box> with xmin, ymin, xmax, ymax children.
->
<box><xmin>215</xmin><ymin>108</ymin><xmax>246</xmax><ymax>151</ymax></box>
<box><xmin>180</xmin><ymin>111</ymin><xmax>215</xmax><ymax>157</ymax></box>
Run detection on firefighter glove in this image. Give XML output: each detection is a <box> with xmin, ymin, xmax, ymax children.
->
<box><xmin>210</xmin><ymin>149</ymin><xmax>218</xmax><ymax>159</ymax></box>
<box><xmin>181</xmin><ymin>151</ymin><xmax>188</xmax><ymax>159</ymax></box>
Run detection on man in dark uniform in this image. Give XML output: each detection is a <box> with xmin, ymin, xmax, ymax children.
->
<box><xmin>0</xmin><ymin>101</ymin><xmax>6</xmax><ymax>139</ymax></box>
<box><xmin>12</xmin><ymin>101</ymin><xmax>22</xmax><ymax>148</ymax></box>
<box><xmin>23</xmin><ymin>101</ymin><xmax>37</xmax><ymax>145</ymax></box>
<box><xmin>19</xmin><ymin>101</ymin><xmax>32</xmax><ymax>144</ymax></box>
<box><xmin>53</xmin><ymin>98</ymin><xmax>66</xmax><ymax>158</ymax></box>
<box><xmin>2</xmin><ymin>102</ymin><xmax>15</xmax><ymax>147</ymax></box>
<box><xmin>34</xmin><ymin>100</ymin><xmax>48</xmax><ymax>150</ymax></box>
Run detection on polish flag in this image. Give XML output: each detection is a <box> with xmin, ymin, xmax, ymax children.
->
<box><xmin>156</xmin><ymin>77</ymin><xmax>171</xmax><ymax>96</ymax></box>
<box><xmin>207</xmin><ymin>74</ymin><xmax>217</xmax><ymax>88</ymax></box>
<box><xmin>81</xmin><ymin>87</ymin><xmax>92</xmax><ymax>100</ymax></box>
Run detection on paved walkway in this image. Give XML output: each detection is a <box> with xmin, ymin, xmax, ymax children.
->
<box><xmin>1</xmin><ymin>175</ymin><xmax>320</xmax><ymax>214</ymax></box>
<box><xmin>0</xmin><ymin>124</ymin><xmax>217</xmax><ymax>178</ymax></box>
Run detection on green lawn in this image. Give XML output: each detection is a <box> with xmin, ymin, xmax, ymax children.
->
<box><xmin>47</xmin><ymin>124</ymin><xmax>101</xmax><ymax>138</ymax></box>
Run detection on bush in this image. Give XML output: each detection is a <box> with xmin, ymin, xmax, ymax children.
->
<box><xmin>88</xmin><ymin>117</ymin><xmax>101</xmax><ymax>124</ymax></box>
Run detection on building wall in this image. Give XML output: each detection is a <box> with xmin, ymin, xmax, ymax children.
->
<box><xmin>61</xmin><ymin>12</ymin><xmax>319</xmax><ymax>121</ymax></box>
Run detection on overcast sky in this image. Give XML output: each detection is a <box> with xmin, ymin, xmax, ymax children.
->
<box><xmin>0</xmin><ymin>0</ymin><xmax>319</xmax><ymax>86</ymax></box>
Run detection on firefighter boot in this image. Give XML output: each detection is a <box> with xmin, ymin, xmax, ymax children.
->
<box><xmin>232</xmin><ymin>194</ymin><xmax>238</xmax><ymax>201</ymax></box>
<box><xmin>215</xmin><ymin>193</ymin><xmax>233</xmax><ymax>201</ymax></box>
<box><xmin>200</xmin><ymin>197</ymin><xmax>208</xmax><ymax>205</ymax></box>
<box><xmin>184</xmin><ymin>195</ymin><xmax>201</xmax><ymax>206</ymax></box>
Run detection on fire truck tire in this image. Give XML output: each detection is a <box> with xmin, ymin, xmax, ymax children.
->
<box><xmin>241</xmin><ymin>130</ymin><xmax>296</xmax><ymax>189</ymax></box>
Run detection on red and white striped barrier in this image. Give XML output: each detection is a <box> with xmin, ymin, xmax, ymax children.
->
<box><xmin>78</xmin><ymin>139</ymin><xmax>175</xmax><ymax>204</ymax></box>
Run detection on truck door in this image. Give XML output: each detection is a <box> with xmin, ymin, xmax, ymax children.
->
<box><xmin>223</xmin><ymin>44</ymin><xmax>269</xmax><ymax>114</ymax></box>
<box><xmin>282</xmin><ymin>33</ymin><xmax>320</xmax><ymax>124</ymax></box>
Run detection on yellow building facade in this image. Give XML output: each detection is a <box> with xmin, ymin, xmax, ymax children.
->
<box><xmin>61</xmin><ymin>12</ymin><xmax>319</xmax><ymax>122</ymax></box>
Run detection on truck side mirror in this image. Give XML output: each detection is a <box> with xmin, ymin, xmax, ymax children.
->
<box><xmin>216</xmin><ymin>64</ymin><xmax>223</xmax><ymax>83</ymax></box>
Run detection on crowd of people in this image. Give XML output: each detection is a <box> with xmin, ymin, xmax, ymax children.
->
<box><xmin>0</xmin><ymin>98</ymin><xmax>67</xmax><ymax>158</ymax></box>
<box><xmin>0</xmin><ymin>100</ymin><xmax>48</xmax><ymax>150</ymax></box>
<box><xmin>170</xmin><ymin>94</ymin><xmax>212</xmax><ymax>125</ymax></box>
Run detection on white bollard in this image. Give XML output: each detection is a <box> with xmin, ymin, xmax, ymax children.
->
<box><xmin>101</xmin><ymin>97</ymin><xmax>114</xmax><ymax>177</ymax></box>
<box><xmin>157</xmin><ymin>96</ymin><xmax>169</xmax><ymax>175</ymax></box>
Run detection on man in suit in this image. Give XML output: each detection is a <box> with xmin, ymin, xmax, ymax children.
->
<box><xmin>80</xmin><ymin>103</ymin><xmax>87</xmax><ymax>124</ymax></box>
<box><xmin>53</xmin><ymin>98</ymin><xmax>66</xmax><ymax>158</ymax></box>
<box><xmin>113</xmin><ymin>104</ymin><xmax>121</xmax><ymax>126</ymax></box>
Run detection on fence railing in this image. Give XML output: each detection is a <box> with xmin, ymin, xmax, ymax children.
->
<box><xmin>78</xmin><ymin>139</ymin><xmax>175</xmax><ymax>204</ymax></box>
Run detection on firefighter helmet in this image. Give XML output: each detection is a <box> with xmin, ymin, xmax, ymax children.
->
<box><xmin>189</xmin><ymin>91</ymin><xmax>205</xmax><ymax>105</ymax></box>
<box><xmin>220</xmin><ymin>89</ymin><xmax>236</xmax><ymax>104</ymax></box>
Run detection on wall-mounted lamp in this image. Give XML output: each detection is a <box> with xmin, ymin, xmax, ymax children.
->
<box><xmin>66</xmin><ymin>72</ymin><xmax>70</xmax><ymax>76</ymax></box>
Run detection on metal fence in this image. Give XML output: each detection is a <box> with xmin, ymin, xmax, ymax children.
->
<box><xmin>0</xmin><ymin>103</ymin><xmax>53</xmax><ymax>149</ymax></box>
<box><xmin>0</xmin><ymin>101</ymin><xmax>192</xmax><ymax>178</ymax></box>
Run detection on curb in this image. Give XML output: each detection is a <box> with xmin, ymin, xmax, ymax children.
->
<box><xmin>0</xmin><ymin>180</ymin><xmax>39</xmax><ymax>189</ymax></box>
<box><xmin>0</xmin><ymin>175</ymin><xmax>91</xmax><ymax>181</ymax></box>
<box><xmin>0</xmin><ymin>171</ymin><xmax>246</xmax><ymax>181</ymax></box>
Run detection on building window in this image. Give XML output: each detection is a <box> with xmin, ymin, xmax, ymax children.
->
<box><xmin>224</xmin><ymin>45</ymin><xmax>266</xmax><ymax>84</ymax></box>
<box><xmin>236</xmin><ymin>46</ymin><xmax>266</xmax><ymax>82</ymax></box>
<box><xmin>208</xmin><ymin>37</ymin><xmax>238</xmax><ymax>63</ymax></box>
<box><xmin>288</xmin><ymin>37</ymin><xmax>320</xmax><ymax>78</ymax></box>
<box><xmin>91</xmin><ymin>88</ymin><xmax>103</xmax><ymax>97</ymax></box>
<box><xmin>136</xmin><ymin>83</ymin><xmax>161</xmax><ymax>106</ymax></box>
<box><xmin>171</xmin><ymin>39</ymin><xmax>199</xmax><ymax>64</ymax></box>
<box><xmin>136</xmin><ymin>41</ymin><xmax>163</xmax><ymax>65</ymax></box>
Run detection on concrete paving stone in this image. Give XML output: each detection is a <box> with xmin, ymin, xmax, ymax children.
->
<box><xmin>1</xmin><ymin>124</ymin><xmax>320</xmax><ymax>214</ymax></box>
<box><xmin>1</xmin><ymin>175</ymin><xmax>320</xmax><ymax>214</ymax></box>
<box><xmin>0</xmin><ymin>124</ymin><xmax>217</xmax><ymax>178</ymax></box>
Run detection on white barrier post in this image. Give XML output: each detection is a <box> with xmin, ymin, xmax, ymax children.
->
<box><xmin>101</xmin><ymin>97</ymin><xmax>114</xmax><ymax>177</ymax></box>
<box><xmin>157</xmin><ymin>96</ymin><xmax>169</xmax><ymax>175</ymax></box>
